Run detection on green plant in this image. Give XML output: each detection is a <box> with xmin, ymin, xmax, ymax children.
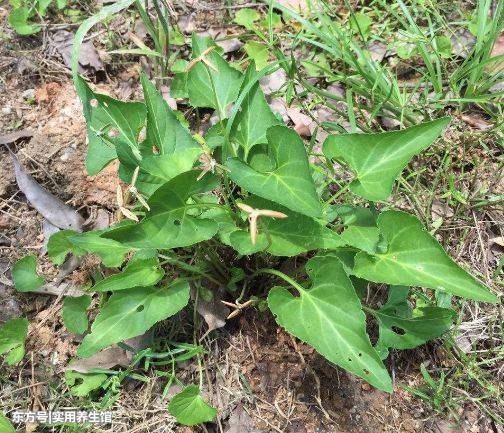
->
<box><xmin>7</xmin><ymin>1</ymin><xmax>499</xmax><ymax>427</ymax></box>
<box><xmin>8</xmin><ymin>0</ymin><xmax>68</xmax><ymax>35</ymax></box>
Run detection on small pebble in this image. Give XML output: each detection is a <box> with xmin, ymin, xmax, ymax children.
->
<box><xmin>60</xmin><ymin>147</ymin><xmax>75</xmax><ymax>161</ymax></box>
<box><xmin>22</xmin><ymin>88</ymin><xmax>36</xmax><ymax>99</ymax></box>
<box><xmin>1</xmin><ymin>106</ymin><xmax>12</xmax><ymax>115</ymax></box>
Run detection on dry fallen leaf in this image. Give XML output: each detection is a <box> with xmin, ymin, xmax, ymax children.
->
<box><xmin>191</xmin><ymin>286</ymin><xmax>229</xmax><ymax>333</ymax></box>
<box><xmin>52</xmin><ymin>30</ymin><xmax>103</xmax><ymax>73</ymax></box>
<box><xmin>9</xmin><ymin>150</ymin><xmax>84</xmax><ymax>231</ymax></box>
<box><xmin>286</xmin><ymin>106</ymin><xmax>315</xmax><ymax>137</ymax></box>
<box><xmin>0</xmin><ymin>129</ymin><xmax>33</xmax><ymax>145</ymax></box>
<box><xmin>225</xmin><ymin>404</ymin><xmax>258</xmax><ymax>433</ymax></box>
<box><xmin>66</xmin><ymin>333</ymin><xmax>152</xmax><ymax>373</ymax></box>
<box><xmin>34</xmin><ymin>281</ymin><xmax>85</xmax><ymax>297</ymax></box>
<box><xmin>65</xmin><ymin>346</ymin><xmax>132</xmax><ymax>373</ymax></box>
<box><xmin>260</xmin><ymin>68</ymin><xmax>287</xmax><ymax>94</ymax></box>
<box><xmin>460</xmin><ymin>114</ymin><xmax>491</xmax><ymax>130</ymax></box>
<box><xmin>40</xmin><ymin>219</ymin><xmax>60</xmax><ymax>256</ymax></box>
<box><xmin>161</xmin><ymin>85</ymin><xmax>178</xmax><ymax>110</ymax></box>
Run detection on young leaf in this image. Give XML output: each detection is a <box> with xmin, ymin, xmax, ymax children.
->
<box><xmin>12</xmin><ymin>256</ymin><xmax>44</xmax><ymax>293</ymax></box>
<box><xmin>244</xmin><ymin>41</ymin><xmax>269</xmax><ymax>70</ymax></box>
<box><xmin>227</xmin><ymin>125</ymin><xmax>322</xmax><ymax>218</ymax></box>
<box><xmin>229</xmin><ymin>196</ymin><xmax>343</xmax><ymax>256</ymax></box>
<box><xmin>168</xmin><ymin>385</ymin><xmax>217</xmax><ymax>426</ymax></box>
<box><xmin>75</xmin><ymin>76</ymin><xmax>146</xmax><ymax>175</ymax></box>
<box><xmin>137</xmin><ymin>74</ymin><xmax>201</xmax><ymax>187</ymax></box>
<box><xmin>8</xmin><ymin>7</ymin><xmax>40</xmax><ymax>35</ymax></box>
<box><xmin>103</xmin><ymin>171</ymin><xmax>219</xmax><ymax>249</ymax></box>
<box><xmin>334</xmin><ymin>205</ymin><xmax>381</xmax><ymax>253</ymax></box>
<box><xmin>349</xmin><ymin>12</ymin><xmax>372</xmax><ymax>36</ymax></box>
<box><xmin>186</xmin><ymin>34</ymin><xmax>243</xmax><ymax>116</ymax></box>
<box><xmin>0</xmin><ymin>318</ymin><xmax>28</xmax><ymax>365</ymax></box>
<box><xmin>354</xmin><ymin>211</ymin><xmax>498</xmax><ymax>303</ymax></box>
<box><xmin>63</xmin><ymin>295</ymin><xmax>92</xmax><ymax>334</ymax></box>
<box><xmin>230</xmin><ymin>64</ymin><xmax>280</xmax><ymax>158</ymax></box>
<box><xmin>92</xmin><ymin>258</ymin><xmax>164</xmax><ymax>292</ymax></box>
<box><xmin>268</xmin><ymin>254</ymin><xmax>393</xmax><ymax>392</ymax></box>
<box><xmin>233</xmin><ymin>8</ymin><xmax>260</xmax><ymax>30</ymax></box>
<box><xmin>368</xmin><ymin>286</ymin><xmax>455</xmax><ymax>359</ymax></box>
<box><xmin>65</xmin><ymin>371</ymin><xmax>107</xmax><ymax>397</ymax></box>
<box><xmin>77</xmin><ymin>280</ymin><xmax>190</xmax><ymax>358</ymax></box>
<box><xmin>323</xmin><ymin>118</ymin><xmax>451</xmax><ymax>201</ymax></box>
<box><xmin>48</xmin><ymin>229</ymin><xmax>79</xmax><ymax>265</ymax></box>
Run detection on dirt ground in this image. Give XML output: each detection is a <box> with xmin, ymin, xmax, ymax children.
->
<box><xmin>0</xmin><ymin>3</ymin><xmax>503</xmax><ymax>433</ymax></box>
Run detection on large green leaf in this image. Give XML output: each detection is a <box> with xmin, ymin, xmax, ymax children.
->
<box><xmin>368</xmin><ymin>286</ymin><xmax>455</xmax><ymax>359</ymax></box>
<box><xmin>268</xmin><ymin>254</ymin><xmax>392</xmax><ymax>392</ymax></box>
<box><xmin>323</xmin><ymin>118</ymin><xmax>451</xmax><ymax>201</ymax></box>
<box><xmin>75</xmin><ymin>76</ymin><xmax>146</xmax><ymax>175</ymax></box>
<box><xmin>354</xmin><ymin>211</ymin><xmax>497</xmax><ymax>303</ymax></box>
<box><xmin>230</xmin><ymin>64</ymin><xmax>280</xmax><ymax>158</ymax></box>
<box><xmin>103</xmin><ymin>171</ymin><xmax>219</xmax><ymax>249</ymax></box>
<box><xmin>92</xmin><ymin>258</ymin><xmax>164</xmax><ymax>292</ymax></box>
<box><xmin>227</xmin><ymin>125</ymin><xmax>322</xmax><ymax>218</ymax></box>
<box><xmin>12</xmin><ymin>256</ymin><xmax>44</xmax><ymax>293</ymax></box>
<box><xmin>63</xmin><ymin>295</ymin><xmax>92</xmax><ymax>334</ymax></box>
<box><xmin>77</xmin><ymin>280</ymin><xmax>190</xmax><ymax>358</ymax></box>
<box><xmin>168</xmin><ymin>385</ymin><xmax>217</xmax><ymax>426</ymax></box>
<box><xmin>0</xmin><ymin>318</ymin><xmax>28</xmax><ymax>365</ymax></box>
<box><xmin>229</xmin><ymin>196</ymin><xmax>343</xmax><ymax>256</ymax></box>
<box><xmin>186</xmin><ymin>34</ymin><xmax>243</xmax><ymax>116</ymax></box>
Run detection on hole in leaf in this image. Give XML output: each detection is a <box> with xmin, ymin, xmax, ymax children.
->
<box><xmin>136</xmin><ymin>305</ymin><xmax>144</xmax><ymax>312</ymax></box>
<box><xmin>348</xmin><ymin>357</ymin><xmax>352</xmax><ymax>362</ymax></box>
<box><xmin>173</xmin><ymin>219</ymin><xmax>181</xmax><ymax>226</ymax></box>
<box><xmin>391</xmin><ymin>326</ymin><xmax>406</xmax><ymax>335</ymax></box>
<box><xmin>358</xmin><ymin>353</ymin><xmax>362</xmax><ymax>357</ymax></box>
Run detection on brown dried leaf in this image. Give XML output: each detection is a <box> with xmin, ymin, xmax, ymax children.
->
<box><xmin>225</xmin><ymin>404</ymin><xmax>259</xmax><ymax>433</ymax></box>
<box><xmin>286</xmin><ymin>106</ymin><xmax>315</xmax><ymax>137</ymax></box>
<box><xmin>0</xmin><ymin>129</ymin><xmax>33</xmax><ymax>145</ymax></box>
<box><xmin>10</xmin><ymin>151</ymin><xmax>84</xmax><ymax>231</ymax></box>
<box><xmin>66</xmin><ymin>346</ymin><xmax>131</xmax><ymax>373</ymax></box>
<box><xmin>460</xmin><ymin>114</ymin><xmax>491</xmax><ymax>130</ymax></box>
<box><xmin>52</xmin><ymin>30</ymin><xmax>103</xmax><ymax>73</ymax></box>
<box><xmin>191</xmin><ymin>286</ymin><xmax>229</xmax><ymax>332</ymax></box>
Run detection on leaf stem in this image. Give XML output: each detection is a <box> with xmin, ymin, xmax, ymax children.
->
<box><xmin>251</xmin><ymin>268</ymin><xmax>306</xmax><ymax>294</ymax></box>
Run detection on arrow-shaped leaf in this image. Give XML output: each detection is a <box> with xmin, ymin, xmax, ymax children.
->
<box><xmin>268</xmin><ymin>254</ymin><xmax>392</xmax><ymax>392</ymax></box>
<box><xmin>186</xmin><ymin>34</ymin><xmax>243</xmax><ymax>116</ymax></box>
<box><xmin>92</xmin><ymin>258</ymin><xmax>164</xmax><ymax>292</ymax></box>
<box><xmin>230</xmin><ymin>64</ymin><xmax>280</xmax><ymax>158</ymax></box>
<box><xmin>368</xmin><ymin>286</ymin><xmax>455</xmax><ymax>359</ymax></box>
<box><xmin>77</xmin><ymin>280</ymin><xmax>190</xmax><ymax>358</ymax></box>
<box><xmin>227</xmin><ymin>125</ymin><xmax>322</xmax><ymax>218</ymax></box>
<box><xmin>75</xmin><ymin>76</ymin><xmax>146</xmax><ymax>175</ymax></box>
<box><xmin>103</xmin><ymin>171</ymin><xmax>219</xmax><ymax>249</ymax></box>
<box><xmin>323</xmin><ymin>118</ymin><xmax>450</xmax><ymax>201</ymax></box>
<box><xmin>354</xmin><ymin>210</ymin><xmax>497</xmax><ymax>303</ymax></box>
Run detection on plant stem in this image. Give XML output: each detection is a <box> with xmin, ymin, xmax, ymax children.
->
<box><xmin>251</xmin><ymin>268</ymin><xmax>306</xmax><ymax>294</ymax></box>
